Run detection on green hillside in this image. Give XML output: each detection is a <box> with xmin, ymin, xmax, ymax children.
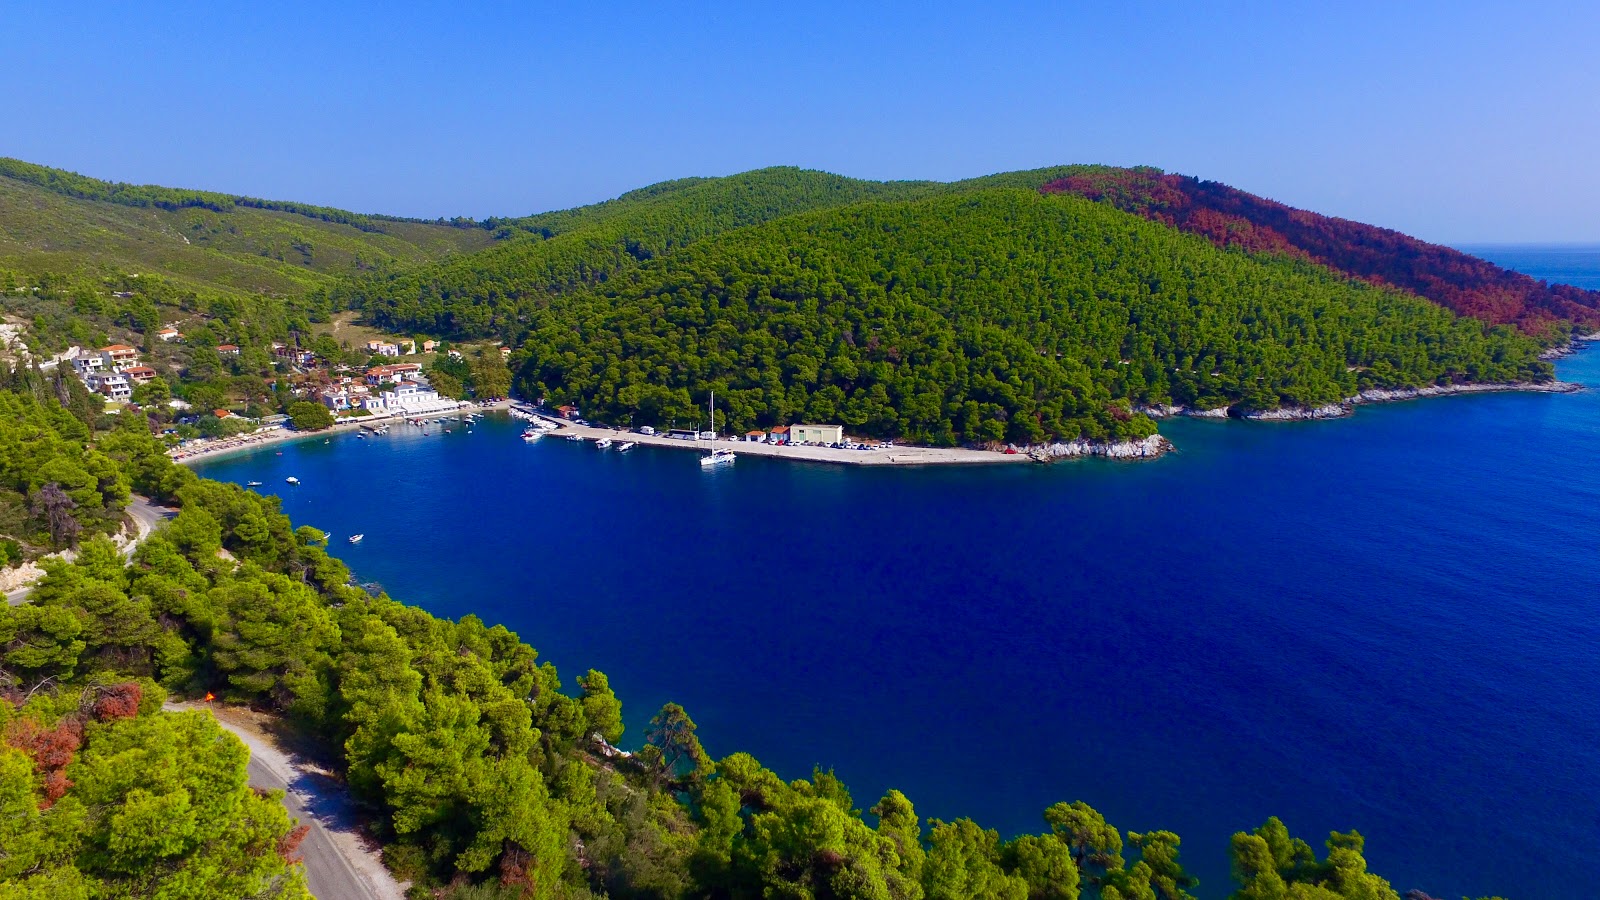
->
<box><xmin>511</xmin><ymin>189</ymin><xmax>1547</xmax><ymax>443</ymax></box>
<box><xmin>0</xmin><ymin>158</ymin><xmax>496</xmax><ymax>299</ymax></box>
<box><xmin>328</xmin><ymin>167</ymin><xmax>954</xmax><ymax>336</ymax></box>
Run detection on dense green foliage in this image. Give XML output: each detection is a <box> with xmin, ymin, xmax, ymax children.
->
<box><xmin>325</xmin><ymin>167</ymin><xmax>954</xmax><ymax>337</ymax></box>
<box><xmin>512</xmin><ymin>190</ymin><xmax>1547</xmax><ymax>444</ymax></box>
<box><xmin>0</xmin><ymin>389</ymin><xmax>1469</xmax><ymax>899</ymax></box>
<box><xmin>0</xmin><ymin>160</ymin><xmax>496</xmax><ymax>300</ymax></box>
<box><xmin>0</xmin><ymin>379</ymin><xmax>131</xmax><ymax>552</ymax></box>
<box><xmin>325</xmin><ymin>165</ymin><xmax>1129</xmax><ymax>341</ymax></box>
<box><xmin>0</xmin><ymin>684</ymin><xmax>312</xmax><ymax>899</ymax></box>
<box><xmin>287</xmin><ymin>401</ymin><xmax>335</xmax><ymax>431</ymax></box>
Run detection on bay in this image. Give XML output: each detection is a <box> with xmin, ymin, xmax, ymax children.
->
<box><xmin>196</xmin><ymin>247</ymin><xmax>1600</xmax><ymax>899</ymax></box>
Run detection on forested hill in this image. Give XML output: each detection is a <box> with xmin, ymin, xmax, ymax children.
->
<box><xmin>0</xmin><ymin>158</ymin><xmax>496</xmax><ymax>298</ymax></box>
<box><xmin>513</xmin><ymin>189</ymin><xmax>1548</xmax><ymax>445</ymax></box>
<box><xmin>326</xmin><ymin>167</ymin><xmax>956</xmax><ymax>337</ymax></box>
<box><xmin>323</xmin><ymin>165</ymin><xmax>1138</xmax><ymax>338</ymax></box>
<box><xmin>1041</xmin><ymin>168</ymin><xmax>1600</xmax><ymax>333</ymax></box>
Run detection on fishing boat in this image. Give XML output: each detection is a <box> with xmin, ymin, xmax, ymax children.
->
<box><xmin>285</xmin><ymin>476</ymin><xmax>300</xmax><ymax>485</ymax></box>
<box><xmin>348</xmin><ymin>534</ymin><xmax>364</xmax><ymax>544</ymax></box>
<box><xmin>618</xmin><ymin>441</ymin><xmax>636</xmax><ymax>452</ymax></box>
<box><xmin>595</xmin><ymin>437</ymin><xmax>614</xmax><ymax>449</ymax></box>
<box><xmin>700</xmin><ymin>391</ymin><xmax>735</xmax><ymax>468</ymax></box>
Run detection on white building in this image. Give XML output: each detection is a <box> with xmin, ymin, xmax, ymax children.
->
<box><xmin>88</xmin><ymin>373</ymin><xmax>132</xmax><ymax>401</ymax></box>
<box><xmin>71</xmin><ymin>354</ymin><xmax>106</xmax><ymax>376</ymax></box>
<box><xmin>364</xmin><ymin>381</ymin><xmax>459</xmax><ymax>416</ymax></box>
<box><xmin>789</xmin><ymin>424</ymin><xmax>845</xmax><ymax>445</ymax></box>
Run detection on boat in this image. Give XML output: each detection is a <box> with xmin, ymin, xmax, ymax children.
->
<box><xmin>700</xmin><ymin>391</ymin><xmax>735</xmax><ymax>468</ymax></box>
<box><xmin>618</xmin><ymin>441</ymin><xmax>636</xmax><ymax>452</ymax></box>
<box><xmin>246</xmin><ymin>481</ymin><xmax>262</xmax><ymax>487</ymax></box>
<box><xmin>285</xmin><ymin>477</ymin><xmax>300</xmax><ymax>485</ymax></box>
<box><xmin>348</xmin><ymin>534</ymin><xmax>364</xmax><ymax>544</ymax></box>
<box><xmin>521</xmin><ymin>429</ymin><xmax>543</xmax><ymax>442</ymax></box>
<box><xmin>566</xmin><ymin>435</ymin><xmax>583</xmax><ymax>442</ymax></box>
<box><xmin>595</xmin><ymin>437</ymin><xmax>613</xmax><ymax>449</ymax></box>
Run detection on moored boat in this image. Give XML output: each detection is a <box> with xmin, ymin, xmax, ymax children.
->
<box><xmin>618</xmin><ymin>441</ymin><xmax>636</xmax><ymax>452</ymax></box>
<box><xmin>595</xmin><ymin>437</ymin><xmax>614</xmax><ymax>449</ymax></box>
<box><xmin>348</xmin><ymin>534</ymin><xmax>364</xmax><ymax>544</ymax></box>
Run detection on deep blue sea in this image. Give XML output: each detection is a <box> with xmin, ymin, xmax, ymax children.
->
<box><xmin>197</xmin><ymin>246</ymin><xmax>1600</xmax><ymax>900</ymax></box>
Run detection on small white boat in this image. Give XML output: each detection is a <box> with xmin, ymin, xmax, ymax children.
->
<box><xmin>285</xmin><ymin>476</ymin><xmax>300</xmax><ymax>485</ymax></box>
<box><xmin>699</xmin><ymin>392</ymin><xmax>735</xmax><ymax>468</ymax></box>
<box><xmin>348</xmin><ymin>534</ymin><xmax>364</xmax><ymax>544</ymax></box>
<box><xmin>566</xmin><ymin>434</ymin><xmax>583</xmax><ymax>442</ymax></box>
<box><xmin>595</xmin><ymin>437</ymin><xmax>613</xmax><ymax>449</ymax></box>
<box><xmin>521</xmin><ymin>430</ymin><xmax>543</xmax><ymax>442</ymax></box>
<box><xmin>246</xmin><ymin>480</ymin><xmax>263</xmax><ymax>487</ymax></box>
<box><xmin>618</xmin><ymin>441</ymin><xmax>636</xmax><ymax>452</ymax></box>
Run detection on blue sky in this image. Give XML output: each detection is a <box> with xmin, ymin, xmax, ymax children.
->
<box><xmin>4</xmin><ymin>2</ymin><xmax>1598</xmax><ymax>241</ymax></box>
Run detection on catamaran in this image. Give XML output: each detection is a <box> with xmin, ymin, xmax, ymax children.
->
<box><xmin>700</xmin><ymin>391</ymin><xmax>735</xmax><ymax>468</ymax></box>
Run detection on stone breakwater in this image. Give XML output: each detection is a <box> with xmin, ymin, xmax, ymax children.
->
<box><xmin>1027</xmin><ymin>434</ymin><xmax>1174</xmax><ymax>461</ymax></box>
<box><xmin>1139</xmin><ymin>380</ymin><xmax>1580</xmax><ymax>422</ymax></box>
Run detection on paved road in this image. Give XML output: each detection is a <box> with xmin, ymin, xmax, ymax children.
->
<box><xmin>169</xmin><ymin>703</ymin><xmax>406</xmax><ymax>900</ymax></box>
<box><xmin>6</xmin><ymin>495</ymin><xmax>173</xmax><ymax>605</ymax></box>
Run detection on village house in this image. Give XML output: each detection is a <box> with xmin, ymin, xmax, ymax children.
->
<box><xmin>71</xmin><ymin>353</ymin><xmax>106</xmax><ymax>376</ymax></box>
<box><xmin>422</xmin><ymin>339</ymin><xmax>439</xmax><ymax>352</ymax></box>
<box><xmin>217</xmin><ymin>344</ymin><xmax>240</xmax><ymax>356</ymax></box>
<box><xmin>98</xmin><ymin>344</ymin><xmax>140</xmax><ymax>369</ymax></box>
<box><xmin>557</xmin><ymin>405</ymin><xmax>579</xmax><ymax>419</ymax></box>
<box><xmin>88</xmin><ymin>372</ymin><xmax>131</xmax><ymax>401</ymax></box>
<box><xmin>744</xmin><ymin>430</ymin><xmax>767</xmax><ymax>442</ymax></box>
<box><xmin>120</xmin><ymin>365</ymin><xmax>158</xmax><ymax>385</ymax></box>
<box><xmin>399</xmin><ymin>339</ymin><xmax>416</xmax><ymax>355</ymax></box>
<box><xmin>318</xmin><ymin>385</ymin><xmax>353</xmax><ymax>411</ymax></box>
<box><xmin>766</xmin><ymin>425</ymin><xmax>790</xmax><ymax>445</ymax></box>
<box><xmin>156</xmin><ymin>327</ymin><xmax>183</xmax><ymax>342</ymax></box>
<box><xmin>366</xmin><ymin>339</ymin><xmax>401</xmax><ymax>357</ymax></box>
<box><xmin>366</xmin><ymin>363</ymin><xmax>423</xmax><ymax>385</ymax></box>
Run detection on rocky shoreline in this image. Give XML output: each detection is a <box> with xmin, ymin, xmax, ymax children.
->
<box><xmin>1024</xmin><ymin>434</ymin><xmax>1174</xmax><ymax>461</ymax></box>
<box><xmin>1138</xmin><ymin>378</ymin><xmax>1581</xmax><ymax>423</ymax></box>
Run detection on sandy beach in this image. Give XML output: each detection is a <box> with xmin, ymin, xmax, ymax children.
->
<box><xmin>171</xmin><ymin>401</ymin><xmax>505</xmax><ymax>466</ymax></box>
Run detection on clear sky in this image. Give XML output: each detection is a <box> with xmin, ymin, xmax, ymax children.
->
<box><xmin>5</xmin><ymin>2</ymin><xmax>1598</xmax><ymax>242</ymax></box>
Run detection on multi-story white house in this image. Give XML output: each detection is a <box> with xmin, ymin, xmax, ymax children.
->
<box><xmin>99</xmin><ymin>344</ymin><xmax>140</xmax><ymax>370</ymax></box>
<box><xmin>88</xmin><ymin>373</ymin><xmax>132</xmax><ymax>401</ymax></box>
<box><xmin>71</xmin><ymin>354</ymin><xmax>106</xmax><ymax>376</ymax></box>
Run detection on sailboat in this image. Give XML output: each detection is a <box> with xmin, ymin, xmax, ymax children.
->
<box><xmin>700</xmin><ymin>390</ymin><xmax>735</xmax><ymax>468</ymax></box>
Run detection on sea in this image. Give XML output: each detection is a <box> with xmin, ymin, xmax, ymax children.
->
<box><xmin>196</xmin><ymin>245</ymin><xmax>1600</xmax><ymax>899</ymax></box>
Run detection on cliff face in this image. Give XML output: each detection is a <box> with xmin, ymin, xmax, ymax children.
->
<box><xmin>1041</xmin><ymin>169</ymin><xmax>1600</xmax><ymax>333</ymax></box>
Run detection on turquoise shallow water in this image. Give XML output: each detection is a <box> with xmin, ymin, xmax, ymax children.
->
<box><xmin>198</xmin><ymin>248</ymin><xmax>1600</xmax><ymax>899</ymax></box>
